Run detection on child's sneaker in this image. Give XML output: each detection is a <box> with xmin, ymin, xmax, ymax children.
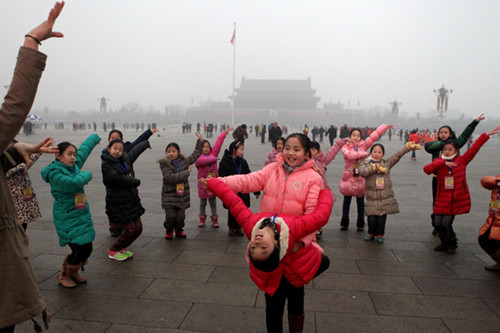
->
<box><xmin>122</xmin><ymin>248</ymin><xmax>134</xmax><ymax>258</ymax></box>
<box><xmin>364</xmin><ymin>234</ymin><xmax>374</xmax><ymax>241</ymax></box>
<box><xmin>165</xmin><ymin>229</ymin><xmax>174</xmax><ymax>240</ymax></box>
<box><xmin>175</xmin><ymin>228</ymin><xmax>187</xmax><ymax>238</ymax></box>
<box><xmin>376</xmin><ymin>235</ymin><xmax>384</xmax><ymax>243</ymax></box>
<box><xmin>108</xmin><ymin>249</ymin><xmax>130</xmax><ymax>261</ymax></box>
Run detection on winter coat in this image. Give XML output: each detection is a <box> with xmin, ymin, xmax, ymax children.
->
<box><xmin>195</xmin><ymin>131</ymin><xmax>228</xmax><ymax>199</ymax></box>
<box><xmin>221</xmin><ymin>153</ymin><xmax>323</xmax><ymax>216</ymax></box>
<box><xmin>313</xmin><ymin>138</ymin><xmax>346</xmax><ymax>191</ymax></box>
<box><xmin>264</xmin><ymin>147</ymin><xmax>279</xmax><ymax>166</ymax></box>
<box><xmin>5</xmin><ymin>153</ymin><xmax>42</xmax><ymax>224</ymax></box>
<box><xmin>232</xmin><ymin>126</ymin><xmax>248</xmax><ymax>143</ymax></box>
<box><xmin>339</xmin><ymin>124</ymin><xmax>388</xmax><ymax>197</ymax></box>
<box><xmin>101</xmin><ymin>128</ymin><xmax>154</xmax><ymax>176</ymax></box>
<box><xmin>359</xmin><ymin>146</ymin><xmax>410</xmax><ymax>216</ymax></box>
<box><xmin>101</xmin><ymin>140</ymin><xmax>150</xmax><ymax>223</ymax></box>
<box><xmin>269</xmin><ymin>126</ymin><xmax>282</xmax><ymax>145</ymax></box>
<box><xmin>0</xmin><ymin>47</ymin><xmax>47</xmax><ymax>328</ymax></box>
<box><xmin>207</xmin><ymin>178</ymin><xmax>332</xmax><ymax>296</ymax></box>
<box><xmin>41</xmin><ymin>134</ymin><xmax>101</xmax><ymax>246</ymax></box>
<box><xmin>423</xmin><ymin>133</ymin><xmax>489</xmax><ymax>215</ymax></box>
<box><xmin>479</xmin><ymin>174</ymin><xmax>500</xmax><ymax>241</ymax></box>
<box><xmin>159</xmin><ymin>140</ymin><xmax>202</xmax><ymax>209</ymax></box>
<box><xmin>218</xmin><ymin>149</ymin><xmax>258</xmax><ymax>207</ymax></box>
<box><xmin>424</xmin><ymin>119</ymin><xmax>479</xmax><ymax>161</ymax></box>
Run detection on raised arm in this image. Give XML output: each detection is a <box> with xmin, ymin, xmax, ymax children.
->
<box><xmin>207</xmin><ymin>178</ymin><xmax>254</xmax><ymax>230</ymax></box>
<box><xmin>126</xmin><ymin>140</ymin><xmax>150</xmax><ymax>164</ymax></box>
<box><xmin>364</xmin><ymin>124</ymin><xmax>390</xmax><ymax>148</ymax></box>
<box><xmin>75</xmin><ymin>134</ymin><xmax>101</xmax><ymax>169</ymax></box>
<box><xmin>386</xmin><ymin>145</ymin><xmax>412</xmax><ymax>170</ymax></box>
<box><xmin>456</xmin><ymin>116</ymin><xmax>482</xmax><ymax>149</ymax></box>
<box><xmin>126</xmin><ymin>128</ymin><xmax>155</xmax><ymax>152</ymax></box>
<box><xmin>462</xmin><ymin>132</ymin><xmax>490</xmax><ymax>166</ymax></box>
<box><xmin>185</xmin><ymin>137</ymin><xmax>203</xmax><ymax>165</ymax></box>
<box><xmin>211</xmin><ymin>130</ymin><xmax>230</xmax><ymax>158</ymax></box>
<box><xmin>323</xmin><ymin>138</ymin><xmax>346</xmax><ymax>165</ymax></box>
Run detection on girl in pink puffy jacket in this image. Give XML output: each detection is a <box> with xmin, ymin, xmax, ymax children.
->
<box><xmin>339</xmin><ymin>124</ymin><xmax>392</xmax><ymax>231</ymax></box>
<box><xmin>195</xmin><ymin>127</ymin><xmax>232</xmax><ymax>228</ymax></box>
<box><xmin>215</xmin><ymin>133</ymin><xmax>324</xmax><ymax>221</ymax></box>
<box><xmin>264</xmin><ymin>136</ymin><xmax>285</xmax><ymax>166</ymax></box>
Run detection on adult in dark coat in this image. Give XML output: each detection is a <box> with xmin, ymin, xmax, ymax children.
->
<box><xmin>0</xmin><ymin>2</ymin><xmax>64</xmax><ymax>331</ymax></box>
<box><xmin>232</xmin><ymin>124</ymin><xmax>249</xmax><ymax>143</ymax></box>
<box><xmin>339</xmin><ymin>124</ymin><xmax>349</xmax><ymax>139</ymax></box>
<box><xmin>269</xmin><ymin>122</ymin><xmax>283</xmax><ymax>146</ymax></box>
<box><xmin>261</xmin><ymin>123</ymin><xmax>267</xmax><ymax>143</ymax></box>
<box><xmin>326</xmin><ymin>125</ymin><xmax>337</xmax><ymax>146</ymax></box>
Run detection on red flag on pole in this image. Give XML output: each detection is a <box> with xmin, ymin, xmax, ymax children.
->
<box><xmin>230</xmin><ymin>27</ymin><xmax>235</xmax><ymax>44</ymax></box>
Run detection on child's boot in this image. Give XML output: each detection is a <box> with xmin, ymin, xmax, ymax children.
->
<box><xmin>175</xmin><ymin>228</ymin><xmax>187</xmax><ymax>238</ymax></box>
<box><xmin>210</xmin><ymin>215</ymin><xmax>219</xmax><ymax>228</ymax></box>
<box><xmin>198</xmin><ymin>215</ymin><xmax>207</xmax><ymax>227</ymax></box>
<box><xmin>288</xmin><ymin>314</ymin><xmax>305</xmax><ymax>333</ymax></box>
<box><xmin>71</xmin><ymin>259</ymin><xmax>88</xmax><ymax>284</ymax></box>
<box><xmin>446</xmin><ymin>238</ymin><xmax>457</xmax><ymax>254</ymax></box>
<box><xmin>340</xmin><ymin>216</ymin><xmax>349</xmax><ymax>231</ymax></box>
<box><xmin>57</xmin><ymin>256</ymin><xmax>77</xmax><ymax>289</ymax></box>
<box><xmin>356</xmin><ymin>217</ymin><xmax>365</xmax><ymax>231</ymax></box>
<box><xmin>485</xmin><ymin>249</ymin><xmax>500</xmax><ymax>271</ymax></box>
<box><xmin>165</xmin><ymin>229</ymin><xmax>174</xmax><ymax>240</ymax></box>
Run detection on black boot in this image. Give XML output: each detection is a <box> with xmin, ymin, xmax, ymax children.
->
<box><xmin>288</xmin><ymin>314</ymin><xmax>305</xmax><ymax>333</ymax></box>
<box><xmin>340</xmin><ymin>216</ymin><xmax>349</xmax><ymax>231</ymax></box>
<box><xmin>446</xmin><ymin>238</ymin><xmax>457</xmax><ymax>254</ymax></box>
<box><xmin>356</xmin><ymin>217</ymin><xmax>365</xmax><ymax>231</ymax></box>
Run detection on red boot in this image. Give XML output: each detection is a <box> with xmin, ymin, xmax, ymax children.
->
<box><xmin>199</xmin><ymin>215</ymin><xmax>207</xmax><ymax>227</ymax></box>
<box><xmin>210</xmin><ymin>215</ymin><xmax>219</xmax><ymax>228</ymax></box>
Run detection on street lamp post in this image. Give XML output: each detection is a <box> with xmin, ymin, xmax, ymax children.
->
<box><xmin>389</xmin><ymin>100</ymin><xmax>401</xmax><ymax>118</ymax></box>
<box><xmin>433</xmin><ymin>84</ymin><xmax>452</xmax><ymax>126</ymax></box>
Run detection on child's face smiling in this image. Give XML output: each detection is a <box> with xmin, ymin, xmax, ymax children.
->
<box><xmin>166</xmin><ymin>147</ymin><xmax>179</xmax><ymax>160</ymax></box>
<box><xmin>283</xmin><ymin>137</ymin><xmax>307</xmax><ymax>167</ymax></box>
<box><xmin>248</xmin><ymin>225</ymin><xmax>278</xmax><ymax>262</ymax></box>
<box><xmin>371</xmin><ymin>146</ymin><xmax>384</xmax><ymax>162</ymax></box>
<box><xmin>57</xmin><ymin>146</ymin><xmax>77</xmax><ymax>166</ymax></box>
<box><xmin>310</xmin><ymin>148</ymin><xmax>319</xmax><ymax>158</ymax></box>
<box><xmin>350</xmin><ymin>130</ymin><xmax>361</xmax><ymax>144</ymax></box>
<box><xmin>108</xmin><ymin>143</ymin><xmax>124</xmax><ymax>159</ymax></box>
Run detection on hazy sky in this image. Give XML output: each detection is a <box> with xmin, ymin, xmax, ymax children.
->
<box><xmin>1</xmin><ymin>1</ymin><xmax>499</xmax><ymax>118</ymax></box>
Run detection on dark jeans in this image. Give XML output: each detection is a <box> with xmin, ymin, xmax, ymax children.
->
<box><xmin>164</xmin><ymin>207</ymin><xmax>186</xmax><ymax>230</ymax></box>
<box><xmin>367</xmin><ymin>215</ymin><xmax>387</xmax><ymax>236</ymax></box>
<box><xmin>227</xmin><ymin>211</ymin><xmax>240</xmax><ymax>229</ymax></box>
<box><xmin>110</xmin><ymin>218</ymin><xmax>143</xmax><ymax>251</ymax></box>
<box><xmin>342</xmin><ymin>196</ymin><xmax>365</xmax><ymax>219</ymax></box>
<box><xmin>68</xmin><ymin>242</ymin><xmax>93</xmax><ymax>265</ymax></box>
<box><xmin>264</xmin><ymin>255</ymin><xmax>329</xmax><ymax>333</ymax></box>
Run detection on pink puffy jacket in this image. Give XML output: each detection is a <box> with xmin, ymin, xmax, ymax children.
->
<box><xmin>339</xmin><ymin>124</ymin><xmax>388</xmax><ymax>197</ymax></box>
<box><xmin>195</xmin><ymin>131</ymin><xmax>227</xmax><ymax>198</ymax></box>
<box><xmin>221</xmin><ymin>153</ymin><xmax>323</xmax><ymax>216</ymax></box>
<box><xmin>207</xmin><ymin>178</ymin><xmax>333</xmax><ymax>296</ymax></box>
<box><xmin>264</xmin><ymin>147</ymin><xmax>279</xmax><ymax>166</ymax></box>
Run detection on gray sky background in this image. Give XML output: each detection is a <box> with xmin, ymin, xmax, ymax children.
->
<box><xmin>1</xmin><ymin>0</ymin><xmax>499</xmax><ymax>119</ymax></box>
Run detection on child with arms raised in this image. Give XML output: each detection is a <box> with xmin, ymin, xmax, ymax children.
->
<box><xmin>102</xmin><ymin>139</ymin><xmax>150</xmax><ymax>260</ymax></box>
<box><xmin>41</xmin><ymin>133</ymin><xmax>100</xmax><ymax>288</ymax></box>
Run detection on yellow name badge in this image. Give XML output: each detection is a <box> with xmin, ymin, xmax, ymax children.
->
<box><xmin>75</xmin><ymin>193</ymin><xmax>86</xmax><ymax>209</ymax></box>
<box><xmin>376</xmin><ymin>177</ymin><xmax>385</xmax><ymax>189</ymax></box>
<box><xmin>176</xmin><ymin>183</ymin><xmax>185</xmax><ymax>195</ymax></box>
<box><xmin>23</xmin><ymin>186</ymin><xmax>33</xmax><ymax>201</ymax></box>
<box><xmin>444</xmin><ymin>176</ymin><xmax>454</xmax><ymax>190</ymax></box>
<box><xmin>490</xmin><ymin>200</ymin><xmax>500</xmax><ymax>214</ymax></box>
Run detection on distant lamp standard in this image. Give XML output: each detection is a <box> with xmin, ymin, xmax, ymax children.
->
<box><xmin>433</xmin><ymin>84</ymin><xmax>452</xmax><ymax>125</ymax></box>
<box><xmin>98</xmin><ymin>96</ymin><xmax>109</xmax><ymax>125</ymax></box>
<box><xmin>390</xmin><ymin>100</ymin><xmax>401</xmax><ymax>118</ymax></box>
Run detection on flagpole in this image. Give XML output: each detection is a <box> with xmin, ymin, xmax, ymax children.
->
<box><xmin>231</xmin><ymin>22</ymin><xmax>236</xmax><ymax>126</ymax></box>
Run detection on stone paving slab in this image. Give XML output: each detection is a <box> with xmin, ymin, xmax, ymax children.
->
<box><xmin>9</xmin><ymin>128</ymin><xmax>500</xmax><ymax>332</ymax></box>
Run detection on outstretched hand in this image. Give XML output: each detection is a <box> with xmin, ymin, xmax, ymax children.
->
<box><xmin>476</xmin><ymin>113</ymin><xmax>486</xmax><ymax>122</ymax></box>
<box><xmin>199</xmin><ymin>178</ymin><xmax>208</xmax><ymax>189</ymax></box>
<box><xmin>225</xmin><ymin>127</ymin><xmax>234</xmax><ymax>134</ymax></box>
<box><xmin>387</xmin><ymin>124</ymin><xmax>395</xmax><ymax>130</ymax></box>
<box><xmin>195</xmin><ymin>132</ymin><xmax>203</xmax><ymax>141</ymax></box>
<box><xmin>13</xmin><ymin>137</ymin><xmax>58</xmax><ymax>166</ymax></box>
<box><xmin>25</xmin><ymin>1</ymin><xmax>65</xmax><ymax>48</ymax></box>
<box><xmin>487</xmin><ymin>126</ymin><xmax>500</xmax><ymax>136</ymax></box>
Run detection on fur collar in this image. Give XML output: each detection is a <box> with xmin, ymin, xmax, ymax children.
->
<box><xmin>251</xmin><ymin>217</ymin><xmax>289</xmax><ymax>261</ymax></box>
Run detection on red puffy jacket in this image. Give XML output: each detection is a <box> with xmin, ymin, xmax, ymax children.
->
<box><xmin>207</xmin><ymin>178</ymin><xmax>333</xmax><ymax>296</ymax></box>
<box><xmin>423</xmin><ymin>133</ymin><xmax>489</xmax><ymax>215</ymax></box>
